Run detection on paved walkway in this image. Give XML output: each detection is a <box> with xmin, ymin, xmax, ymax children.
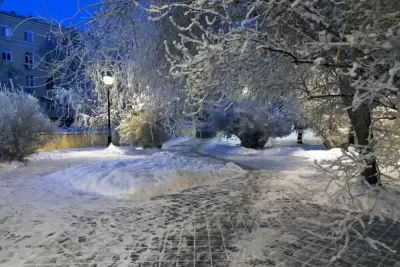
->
<box><xmin>0</xmin><ymin>153</ymin><xmax>400</xmax><ymax>267</ymax></box>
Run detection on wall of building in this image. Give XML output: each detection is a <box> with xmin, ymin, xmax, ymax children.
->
<box><xmin>40</xmin><ymin>133</ymin><xmax>109</xmax><ymax>151</ymax></box>
<box><xmin>0</xmin><ymin>11</ymin><xmax>62</xmax><ymax>119</ymax></box>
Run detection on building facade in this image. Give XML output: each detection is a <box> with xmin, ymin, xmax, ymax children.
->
<box><xmin>0</xmin><ymin>10</ymin><xmax>70</xmax><ymax>123</ymax></box>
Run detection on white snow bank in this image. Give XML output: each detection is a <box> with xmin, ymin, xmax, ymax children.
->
<box><xmin>162</xmin><ymin>136</ymin><xmax>193</xmax><ymax>149</ymax></box>
<box><xmin>29</xmin><ymin>147</ymin><xmax>110</xmax><ymax>161</ymax></box>
<box><xmin>103</xmin><ymin>143</ymin><xmax>159</xmax><ymax>156</ymax></box>
<box><xmin>0</xmin><ymin>160</ymin><xmax>27</xmax><ymax>170</ymax></box>
<box><xmin>290</xmin><ymin>147</ymin><xmax>343</xmax><ymax>161</ymax></box>
<box><xmin>262</xmin><ymin>146</ymin><xmax>343</xmax><ymax>162</ymax></box>
<box><xmin>48</xmin><ymin>151</ymin><xmax>245</xmax><ymax>198</ymax></box>
<box><xmin>201</xmin><ymin>137</ymin><xmax>255</xmax><ymax>155</ymax></box>
<box><xmin>313</xmin><ymin>179</ymin><xmax>400</xmax><ymax>221</ymax></box>
<box><xmin>268</xmin><ymin>130</ymin><xmax>322</xmax><ymax>145</ymax></box>
<box><xmin>203</xmin><ymin>144</ymin><xmax>257</xmax><ymax>155</ymax></box>
<box><xmin>201</xmin><ymin>137</ymin><xmax>342</xmax><ymax>161</ymax></box>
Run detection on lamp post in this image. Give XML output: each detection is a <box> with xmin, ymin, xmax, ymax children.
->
<box><xmin>103</xmin><ymin>74</ymin><xmax>114</xmax><ymax>147</ymax></box>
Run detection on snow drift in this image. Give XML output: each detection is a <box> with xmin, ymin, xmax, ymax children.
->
<box><xmin>103</xmin><ymin>143</ymin><xmax>159</xmax><ymax>156</ymax></box>
<box><xmin>48</xmin><ymin>151</ymin><xmax>245</xmax><ymax>198</ymax></box>
<box><xmin>201</xmin><ymin>136</ymin><xmax>258</xmax><ymax>155</ymax></box>
<box><xmin>201</xmin><ymin>137</ymin><xmax>343</xmax><ymax>162</ymax></box>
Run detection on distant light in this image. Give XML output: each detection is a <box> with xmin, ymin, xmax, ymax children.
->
<box><xmin>103</xmin><ymin>75</ymin><xmax>114</xmax><ymax>85</ymax></box>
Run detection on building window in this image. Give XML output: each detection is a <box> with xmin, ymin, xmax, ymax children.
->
<box><xmin>2</xmin><ymin>49</ymin><xmax>12</xmax><ymax>62</ymax></box>
<box><xmin>46</xmin><ymin>78</ymin><xmax>54</xmax><ymax>90</ymax></box>
<box><xmin>24</xmin><ymin>52</ymin><xmax>34</xmax><ymax>68</ymax></box>
<box><xmin>24</xmin><ymin>30</ymin><xmax>34</xmax><ymax>42</ymax></box>
<box><xmin>45</xmin><ymin>32</ymin><xmax>55</xmax><ymax>44</ymax></box>
<box><xmin>0</xmin><ymin>25</ymin><xmax>12</xmax><ymax>39</ymax></box>
<box><xmin>26</xmin><ymin>76</ymin><xmax>35</xmax><ymax>87</ymax></box>
<box><xmin>46</xmin><ymin>100</ymin><xmax>55</xmax><ymax>110</ymax></box>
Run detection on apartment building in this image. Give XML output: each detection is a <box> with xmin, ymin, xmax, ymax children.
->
<box><xmin>0</xmin><ymin>10</ymin><xmax>71</xmax><ymax>123</ymax></box>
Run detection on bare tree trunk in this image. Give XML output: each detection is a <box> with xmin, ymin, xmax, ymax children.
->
<box><xmin>339</xmin><ymin>77</ymin><xmax>379</xmax><ymax>185</ymax></box>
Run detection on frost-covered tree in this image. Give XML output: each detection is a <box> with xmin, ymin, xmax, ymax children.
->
<box><xmin>42</xmin><ymin>0</ymin><xmax>186</xmax><ymax>133</ymax></box>
<box><xmin>120</xmin><ymin>109</ymin><xmax>170</xmax><ymax>148</ymax></box>
<box><xmin>299</xmin><ymin>68</ymin><xmax>352</xmax><ymax>149</ymax></box>
<box><xmin>150</xmin><ymin>0</ymin><xmax>400</xmax><ymax>185</ymax></box>
<box><xmin>147</xmin><ymin>0</ymin><xmax>400</xmax><ymax>258</ymax></box>
<box><xmin>26</xmin><ymin>0</ymin><xmax>400</xmax><ymax>259</ymax></box>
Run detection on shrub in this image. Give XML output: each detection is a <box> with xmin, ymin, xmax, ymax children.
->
<box><xmin>0</xmin><ymin>87</ymin><xmax>57</xmax><ymax>161</ymax></box>
<box><xmin>210</xmin><ymin>104</ymin><xmax>292</xmax><ymax>149</ymax></box>
<box><xmin>119</xmin><ymin>110</ymin><xmax>169</xmax><ymax>148</ymax></box>
<box><xmin>300</xmin><ymin>99</ymin><xmax>351</xmax><ymax>149</ymax></box>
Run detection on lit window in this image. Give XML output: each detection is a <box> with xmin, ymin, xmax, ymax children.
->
<box><xmin>24</xmin><ymin>52</ymin><xmax>34</xmax><ymax>68</ymax></box>
<box><xmin>26</xmin><ymin>76</ymin><xmax>35</xmax><ymax>87</ymax></box>
<box><xmin>0</xmin><ymin>25</ymin><xmax>12</xmax><ymax>39</ymax></box>
<box><xmin>2</xmin><ymin>49</ymin><xmax>12</xmax><ymax>62</ymax></box>
<box><xmin>24</xmin><ymin>30</ymin><xmax>34</xmax><ymax>42</ymax></box>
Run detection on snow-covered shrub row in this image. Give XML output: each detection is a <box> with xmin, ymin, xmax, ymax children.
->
<box><xmin>0</xmin><ymin>86</ymin><xmax>57</xmax><ymax>161</ymax></box>
<box><xmin>119</xmin><ymin>110</ymin><xmax>170</xmax><ymax>148</ymax></box>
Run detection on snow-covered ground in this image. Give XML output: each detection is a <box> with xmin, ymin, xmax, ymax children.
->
<box><xmin>1</xmin><ymin>139</ymin><xmax>400</xmax><ymax>266</ymax></box>
<box><xmin>200</xmin><ymin>135</ymin><xmax>342</xmax><ymax>162</ymax></box>
<box><xmin>48</xmin><ymin>150</ymin><xmax>245</xmax><ymax>198</ymax></box>
<box><xmin>267</xmin><ymin>130</ymin><xmax>323</xmax><ymax>146</ymax></box>
<box><xmin>2</xmin><ymin>145</ymin><xmax>245</xmax><ymax>199</ymax></box>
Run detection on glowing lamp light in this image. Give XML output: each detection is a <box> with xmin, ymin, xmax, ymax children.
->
<box><xmin>103</xmin><ymin>75</ymin><xmax>114</xmax><ymax>86</ymax></box>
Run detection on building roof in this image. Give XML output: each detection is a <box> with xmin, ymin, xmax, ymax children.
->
<box><xmin>0</xmin><ymin>10</ymin><xmax>59</xmax><ymax>28</ymax></box>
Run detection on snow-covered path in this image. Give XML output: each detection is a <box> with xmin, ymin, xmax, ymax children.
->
<box><xmin>1</xmin><ymin>148</ymin><xmax>400</xmax><ymax>267</ymax></box>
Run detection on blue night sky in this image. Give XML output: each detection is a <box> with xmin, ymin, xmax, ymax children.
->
<box><xmin>0</xmin><ymin>0</ymin><xmax>100</xmax><ymax>22</ymax></box>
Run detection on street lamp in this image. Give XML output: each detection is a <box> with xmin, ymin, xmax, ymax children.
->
<box><xmin>103</xmin><ymin>73</ymin><xmax>114</xmax><ymax>147</ymax></box>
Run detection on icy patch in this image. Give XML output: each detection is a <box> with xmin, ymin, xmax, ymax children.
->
<box><xmin>48</xmin><ymin>151</ymin><xmax>245</xmax><ymax>198</ymax></box>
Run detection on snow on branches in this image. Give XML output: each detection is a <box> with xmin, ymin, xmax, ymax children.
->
<box><xmin>34</xmin><ymin>0</ymin><xmax>400</xmax><ymax>259</ymax></box>
<box><xmin>149</xmin><ymin>0</ymin><xmax>400</xmax><ymax>260</ymax></box>
<box><xmin>42</xmin><ymin>0</ymin><xmax>185</xmax><ymax>131</ymax></box>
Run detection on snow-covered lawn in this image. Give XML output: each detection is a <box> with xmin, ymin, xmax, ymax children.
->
<box><xmin>0</xmin><ymin>142</ymin><xmax>400</xmax><ymax>267</ymax></box>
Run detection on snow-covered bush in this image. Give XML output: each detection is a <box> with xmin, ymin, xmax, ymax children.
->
<box><xmin>0</xmin><ymin>87</ymin><xmax>57</xmax><ymax>161</ymax></box>
<box><xmin>211</xmin><ymin>103</ymin><xmax>292</xmax><ymax>149</ymax></box>
<box><xmin>300</xmin><ymin>98</ymin><xmax>351</xmax><ymax>149</ymax></box>
<box><xmin>155</xmin><ymin>0</ymin><xmax>400</xmax><ymax>186</ymax></box>
<box><xmin>302</xmin><ymin>103</ymin><xmax>350</xmax><ymax>149</ymax></box>
<box><xmin>299</xmin><ymin>69</ymin><xmax>352</xmax><ymax>149</ymax></box>
<box><xmin>119</xmin><ymin>110</ymin><xmax>169</xmax><ymax>148</ymax></box>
